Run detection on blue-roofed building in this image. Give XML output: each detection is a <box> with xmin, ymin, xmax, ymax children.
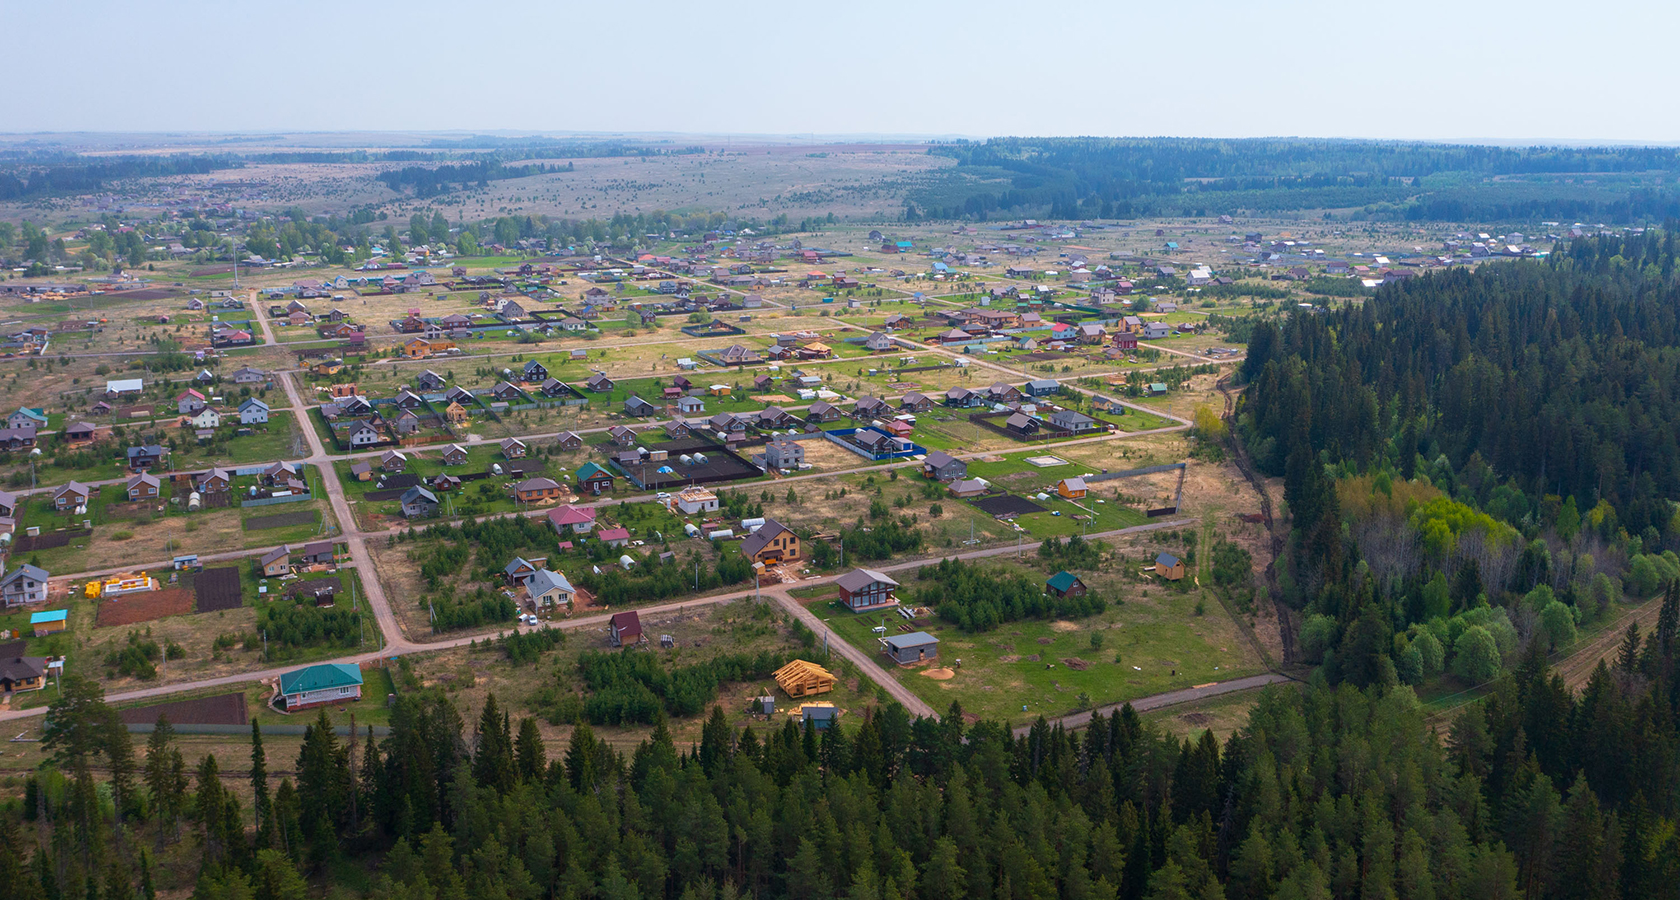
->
<box><xmin>29</xmin><ymin>608</ymin><xmax>68</xmax><ymax>636</ymax></box>
<box><xmin>1154</xmin><ymin>553</ymin><xmax>1185</xmax><ymax>581</ymax></box>
<box><xmin>277</xmin><ymin>663</ymin><xmax>364</xmax><ymax>711</ymax></box>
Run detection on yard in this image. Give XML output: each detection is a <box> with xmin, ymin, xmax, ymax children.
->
<box><xmin>806</xmin><ymin>558</ymin><xmax>1263</xmax><ymax>722</ymax></box>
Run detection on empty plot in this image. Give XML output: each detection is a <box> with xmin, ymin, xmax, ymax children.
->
<box><xmin>244</xmin><ymin>511</ymin><xmax>316</xmax><ymax>531</ymax></box>
<box><xmin>194</xmin><ymin>567</ymin><xmax>243</xmax><ymax>611</ymax></box>
<box><xmin>972</xmin><ymin>494</ymin><xmax>1047</xmax><ymax>518</ymax></box>
<box><xmin>118</xmin><ymin>692</ymin><xmax>248</xmax><ymax>726</ymax></box>
<box><xmin>95</xmin><ymin>587</ymin><xmax>194</xmax><ymax>627</ymax></box>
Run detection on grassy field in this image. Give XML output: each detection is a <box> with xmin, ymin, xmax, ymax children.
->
<box><xmin>806</xmin><ymin>557</ymin><xmax>1262</xmax><ymax>722</ymax></box>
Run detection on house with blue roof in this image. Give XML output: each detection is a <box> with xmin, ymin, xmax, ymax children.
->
<box><xmin>29</xmin><ymin>608</ymin><xmax>68</xmax><ymax>636</ymax></box>
<box><xmin>277</xmin><ymin>662</ymin><xmax>364</xmax><ymax>711</ymax></box>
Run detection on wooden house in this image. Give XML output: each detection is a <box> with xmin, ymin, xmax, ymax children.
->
<box><xmin>772</xmin><ymin>659</ymin><xmax>837</xmax><ymax>698</ymax></box>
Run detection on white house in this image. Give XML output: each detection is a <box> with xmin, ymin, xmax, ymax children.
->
<box><xmin>239</xmin><ymin>398</ymin><xmax>269</xmax><ymax>425</ymax></box>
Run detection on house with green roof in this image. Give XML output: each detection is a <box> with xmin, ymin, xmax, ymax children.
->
<box><xmin>277</xmin><ymin>663</ymin><xmax>363</xmax><ymax>711</ymax></box>
<box><xmin>575</xmin><ymin>461</ymin><xmax>615</xmax><ymax>495</ymax></box>
<box><xmin>1046</xmin><ymin>571</ymin><xmax>1088</xmax><ymax>598</ymax></box>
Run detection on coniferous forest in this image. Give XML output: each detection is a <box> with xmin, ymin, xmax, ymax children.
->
<box><xmin>8</xmin><ymin>234</ymin><xmax>1680</xmax><ymax>900</ymax></box>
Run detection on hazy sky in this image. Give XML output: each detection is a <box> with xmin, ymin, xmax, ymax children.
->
<box><xmin>9</xmin><ymin>0</ymin><xmax>1677</xmax><ymax>142</ymax></box>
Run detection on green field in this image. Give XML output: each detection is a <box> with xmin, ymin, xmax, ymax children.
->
<box><xmin>809</xmin><ymin>559</ymin><xmax>1262</xmax><ymax>722</ymax></box>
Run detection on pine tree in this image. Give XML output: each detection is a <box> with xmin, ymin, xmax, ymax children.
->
<box><xmin>514</xmin><ymin>717</ymin><xmax>545</xmax><ymax>782</ymax></box>
<box><xmin>1616</xmin><ymin>622</ymin><xmax>1642</xmax><ymax>673</ymax></box>
<box><xmin>250</xmin><ymin>722</ymin><xmax>272</xmax><ymax>850</ymax></box>
<box><xmin>472</xmin><ymin>695</ymin><xmax>515</xmax><ymax>793</ymax></box>
<box><xmin>143</xmin><ymin>715</ymin><xmax>176</xmax><ymax>829</ymax></box>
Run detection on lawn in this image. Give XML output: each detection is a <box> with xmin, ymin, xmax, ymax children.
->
<box><xmin>809</xmin><ymin>559</ymin><xmax>1263</xmax><ymax>722</ymax></box>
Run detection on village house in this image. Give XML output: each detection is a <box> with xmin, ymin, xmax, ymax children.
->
<box><xmin>1056</xmin><ymin>477</ymin><xmax>1088</xmax><ymax>499</ymax></box>
<box><xmin>836</xmin><ymin>568</ymin><xmax>899</xmax><ymax>612</ymax></box>
<box><xmin>441</xmin><ymin>444</ymin><xmax>470</xmax><ymax>466</ymax></box>
<box><xmin>500</xmin><ymin>438</ymin><xmax>528</xmax><ymax>459</ymax></box>
<box><xmin>400</xmin><ymin>486</ymin><xmax>440</xmax><ymax>518</ymax></box>
<box><xmin>547</xmin><ymin>504</ymin><xmax>596</xmax><ymax>534</ymax></box>
<box><xmin>239</xmin><ymin>398</ymin><xmax>269</xmax><ymax>425</ymax></box>
<box><xmin>763</xmin><ymin>439</ymin><xmax>804</xmax><ymax>472</ymax></box>
<box><xmin>555</xmin><ymin>432</ymin><xmax>584</xmax><ymax>451</ymax></box>
<box><xmin>526</xmin><ymin>569</ymin><xmax>575</xmax><ymax>613</ymax></box>
<box><xmin>922</xmin><ymin>450</ymin><xmax>967</xmax><ymax>483</ymax></box>
<box><xmin>1046</xmin><ymin>571</ymin><xmax>1088</xmax><ymax>597</ymax></box>
<box><xmin>512</xmin><ymin>477</ymin><xmax>565</xmax><ymax>504</ymax></box>
<box><xmin>740</xmin><ymin>518</ymin><xmax>800</xmax><ymax>564</ymax></box>
<box><xmin>125</xmin><ymin>472</ymin><xmax>161</xmax><ymax>501</ymax></box>
<box><xmin>0</xmin><ymin>564</ymin><xmax>50</xmax><ymax>607</ymax></box>
<box><xmin>53</xmin><ymin>481</ymin><xmax>91</xmax><ymax>511</ymax></box>
<box><xmin>575</xmin><ymin>462</ymin><xmax>614</xmax><ymax>495</ymax></box>
<box><xmin>277</xmin><ymin>663</ymin><xmax>363</xmax><ymax>711</ymax></box>
<box><xmin>258</xmin><ymin>546</ymin><xmax>291</xmax><ymax>578</ymax></box>
<box><xmin>176</xmin><ymin>389</ymin><xmax>207</xmax><ymax>415</ymax></box>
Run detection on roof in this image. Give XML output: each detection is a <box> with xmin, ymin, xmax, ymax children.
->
<box><xmin>1156</xmin><ymin>553</ymin><xmax>1181</xmax><ymax>567</ymax></box>
<box><xmin>106</xmin><ymin>378</ymin><xmax>144</xmax><ymax>393</ymax></box>
<box><xmin>576</xmin><ymin>462</ymin><xmax>611</xmax><ymax>480</ymax></box>
<box><xmin>29</xmin><ymin>609</ymin><xmax>67</xmax><ymax>624</ymax></box>
<box><xmin>1046</xmin><ymin>571</ymin><xmax>1084</xmax><ymax>592</ymax></box>
<box><xmin>401</xmin><ymin>486</ymin><xmax>438</xmax><ymax>504</ymax></box>
<box><xmin>836</xmin><ymin>568</ymin><xmax>898</xmax><ymax>593</ymax></box>
<box><xmin>239</xmin><ymin>397</ymin><xmax>269</xmax><ymax>411</ymax></box>
<box><xmin>610</xmin><ymin>610</ymin><xmax>642</xmax><ymax>636</ymax></box>
<box><xmin>260</xmin><ymin>546</ymin><xmax>290</xmax><ymax>566</ymax></box>
<box><xmin>1060</xmin><ymin>477</ymin><xmax>1087</xmax><ymax>491</ymax></box>
<box><xmin>740</xmin><ymin>518</ymin><xmax>792</xmax><ymax>557</ymax></box>
<box><xmin>597</xmin><ymin>526</ymin><xmax>631</xmax><ymax>542</ymax></box>
<box><xmin>514</xmin><ymin>477</ymin><xmax>560</xmax><ymax>492</ymax></box>
<box><xmin>3</xmin><ymin>564</ymin><xmax>49</xmax><ymax>586</ymax></box>
<box><xmin>548</xmin><ymin>505</ymin><xmax>596</xmax><ymax>526</ymax></box>
<box><xmin>527</xmin><ymin>568</ymin><xmax>574</xmax><ymax>596</ymax></box>
<box><xmin>924</xmin><ymin>450</ymin><xmax>960</xmax><ymax>469</ymax></box>
<box><xmin>279</xmin><ymin>663</ymin><xmax>364</xmax><ymax>696</ymax></box>
<box><xmin>883</xmin><ymin>631</ymin><xmax>938</xmax><ymax>650</ymax></box>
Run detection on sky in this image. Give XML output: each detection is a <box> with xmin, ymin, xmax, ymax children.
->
<box><xmin>8</xmin><ymin>0</ymin><xmax>1678</xmax><ymax>143</ymax></box>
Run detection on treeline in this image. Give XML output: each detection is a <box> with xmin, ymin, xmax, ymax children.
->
<box><xmin>19</xmin><ymin>664</ymin><xmax>1658</xmax><ymax>900</ymax></box>
<box><xmin>917</xmin><ymin>557</ymin><xmax>1105</xmax><ymax>632</ymax></box>
<box><xmin>377</xmin><ymin>160</ymin><xmax>569</xmax><ymax>197</ymax></box>
<box><xmin>0</xmin><ymin>154</ymin><xmax>233</xmax><ymax>201</ymax></box>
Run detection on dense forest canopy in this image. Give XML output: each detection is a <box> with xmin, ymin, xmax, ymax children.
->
<box><xmin>909</xmin><ymin>138</ymin><xmax>1680</xmax><ymax>222</ymax></box>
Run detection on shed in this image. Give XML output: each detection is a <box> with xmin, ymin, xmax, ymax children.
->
<box><xmin>1154</xmin><ymin>553</ymin><xmax>1185</xmax><ymax>581</ymax></box>
<box><xmin>608</xmin><ymin>610</ymin><xmax>644</xmax><ymax>646</ymax></box>
<box><xmin>30</xmin><ymin>609</ymin><xmax>68</xmax><ymax>637</ymax></box>
<box><xmin>882</xmin><ymin>631</ymin><xmax>939</xmax><ymax>665</ymax></box>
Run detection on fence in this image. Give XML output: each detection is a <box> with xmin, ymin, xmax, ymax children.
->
<box><xmin>241</xmin><ymin>492</ymin><xmax>313</xmax><ymax>508</ymax></box>
<box><xmin>126</xmin><ymin>722</ymin><xmax>391</xmax><ymax>737</ymax></box>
